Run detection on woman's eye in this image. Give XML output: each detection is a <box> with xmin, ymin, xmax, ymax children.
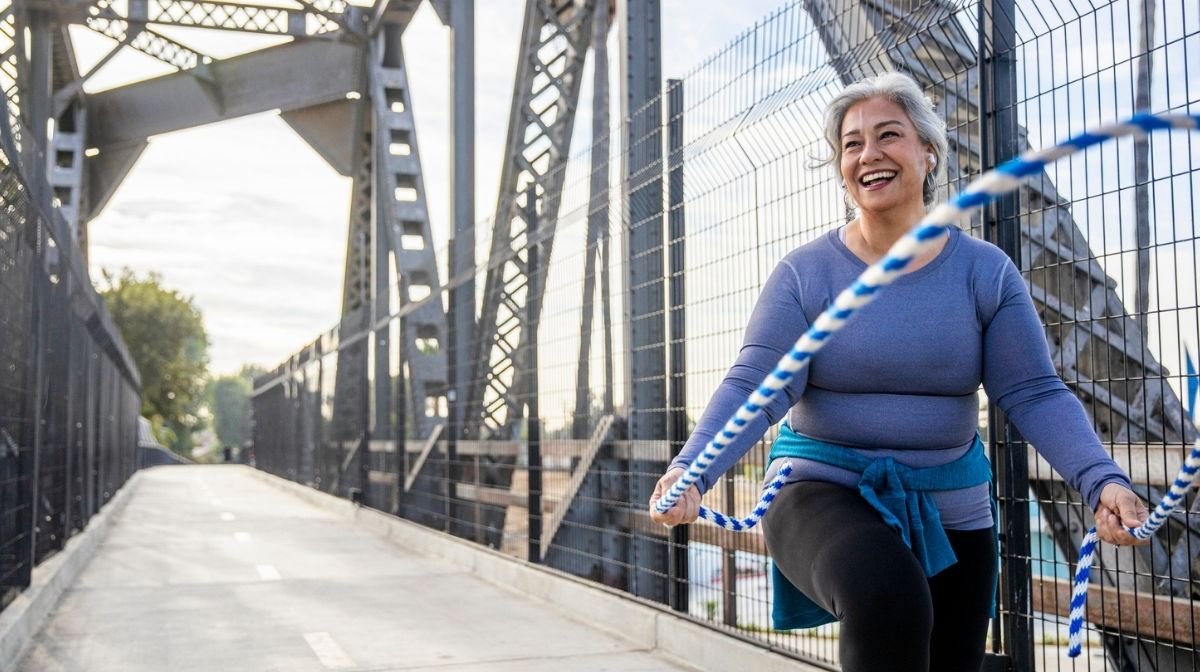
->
<box><xmin>844</xmin><ymin>141</ymin><xmax>860</xmax><ymax>149</ymax></box>
<box><xmin>881</xmin><ymin>130</ymin><xmax>898</xmax><ymax>139</ymax></box>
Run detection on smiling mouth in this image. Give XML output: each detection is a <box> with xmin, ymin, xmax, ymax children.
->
<box><xmin>859</xmin><ymin>170</ymin><xmax>897</xmax><ymax>188</ymax></box>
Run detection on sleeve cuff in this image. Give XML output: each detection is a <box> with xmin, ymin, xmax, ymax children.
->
<box><xmin>1086</xmin><ymin>474</ymin><xmax>1133</xmax><ymax>512</ymax></box>
<box><xmin>667</xmin><ymin>459</ymin><xmax>709</xmax><ymax>495</ymax></box>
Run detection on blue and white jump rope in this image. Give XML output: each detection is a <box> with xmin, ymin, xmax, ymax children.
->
<box><xmin>651</xmin><ymin>112</ymin><xmax>1200</xmax><ymax>657</ymax></box>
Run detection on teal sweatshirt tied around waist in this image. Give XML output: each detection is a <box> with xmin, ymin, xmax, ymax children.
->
<box><xmin>766</xmin><ymin>425</ymin><xmax>994</xmax><ymax>630</ymax></box>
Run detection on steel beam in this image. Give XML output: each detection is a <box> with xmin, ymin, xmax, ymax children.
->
<box><xmin>340</xmin><ymin>101</ymin><xmax>372</xmax><ymax>317</ymax></box>
<box><xmin>571</xmin><ymin>0</ymin><xmax>610</xmax><ymax>440</ymax></box>
<box><xmin>281</xmin><ymin>99</ymin><xmax>359</xmax><ymax>178</ymax></box>
<box><xmin>447</xmin><ymin>0</ymin><xmax>474</xmax><ymax>446</ymax></box>
<box><xmin>333</xmin><ymin>17</ymin><xmax>446</xmax><ymax>456</ymax></box>
<box><xmin>368</xmin><ymin>0</ymin><xmax>422</xmax><ymax>36</ymax></box>
<box><xmin>619</xmin><ymin>0</ymin><xmax>664</xmax><ymax>444</ymax></box>
<box><xmin>980</xmin><ymin>0</ymin><xmax>1033</xmax><ymax>663</ymax></box>
<box><xmin>467</xmin><ymin>0</ymin><xmax>598</xmax><ymax>440</ymax></box>
<box><xmin>82</xmin><ymin>140</ymin><xmax>146</xmax><ymax>223</ymax></box>
<box><xmin>84</xmin><ymin>16</ymin><xmax>210</xmax><ymax>71</ymax></box>
<box><xmin>665</xmin><ymin>77</ymin><xmax>686</xmax><ymax>614</ymax></box>
<box><xmin>87</xmin><ymin>39</ymin><xmax>365</xmax><ymax>151</ymax></box>
<box><xmin>26</xmin><ymin>6</ymin><xmax>51</xmax><ymax>209</ymax></box>
<box><xmin>369</xmin><ymin>21</ymin><xmax>448</xmax><ymax>441</ymax></box>
<box><xmin>618</xmin><ymin>0</ymin><xmax>667</xmax><ymax>606</ymax></box>
<box><xmin>0</xmin><ymin>0</ymin><xmax>30</xmax><ymax>169</ymax></box>
<box><xmin>82</xmin><ymin>0</ymin><xmax>349</xmax><ymax>37</ymax></box>
<box><xmin>46</xmin><ymin>100</ymin><xmax>84</xmax><ymax>246</ymax></box>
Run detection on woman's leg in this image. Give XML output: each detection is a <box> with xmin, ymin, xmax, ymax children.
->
<box><xmin>763</xmin><ymin>482</ymin><xmax>934</xmax><ymax>672</ymax></box>
<box><xmin>928</xmin><ymin>528</ymin><xmax>997</xmax><ymax>672</ymax></box>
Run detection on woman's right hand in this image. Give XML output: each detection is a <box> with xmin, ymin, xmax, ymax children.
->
<box><xmin>648</xmin><ymin>467</ymin><xmax>702</xmax><ymax>526</ymax></box>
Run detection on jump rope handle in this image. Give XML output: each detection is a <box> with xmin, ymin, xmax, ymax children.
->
<box><xmin>1068</xmin><ymin>348</ymin><xmax>1199</xmax><ymax>657</ymax></box>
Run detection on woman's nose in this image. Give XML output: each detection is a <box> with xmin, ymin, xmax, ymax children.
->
<box><xmin>860</xmin><ymin>140</ymin><xmax>883</xmax><ymax>163</ymax></box>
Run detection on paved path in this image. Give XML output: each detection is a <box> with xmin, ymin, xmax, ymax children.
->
<box><xmin>18</xmin><ymin>466</ymin><xmax>695</xmax><ymax>672</ymax></box>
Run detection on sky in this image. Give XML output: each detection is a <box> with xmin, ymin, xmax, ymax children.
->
<box><xmin>73</xmin><ymin>0</ymin><xmax>783</xmax><ymax>376</ymax></box>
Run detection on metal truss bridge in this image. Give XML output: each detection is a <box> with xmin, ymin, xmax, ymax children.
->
<box><xmin>1</xmin><ymin>1</ymin><xmax>1198</xmax><ymax>670</ymax></box>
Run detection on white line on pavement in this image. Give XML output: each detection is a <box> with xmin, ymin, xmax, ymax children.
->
<box><xmin>256</xmin><ymin>564</ymin><xmax>282</xmax><ymax>581</ymax></box>
<box><xmin>303</xmin><ymin>632</ymin><xmax>357</xmax><ymax>670</ymax></box>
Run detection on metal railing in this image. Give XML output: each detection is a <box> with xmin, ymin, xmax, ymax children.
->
<box><xmin>0</xmin><ymin>96</ymin><xmax>141</xmax><ymax>613</ymax></box>
<box><xmin>252</xmin><ymin>0</ymin><xmax>1200</xmax><ymax>669</ymax></box>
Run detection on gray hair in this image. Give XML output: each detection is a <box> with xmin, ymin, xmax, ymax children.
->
<box><xmin>819</xmin><ymin>72</ymin><xmax>948</xmax><ymax>207</ymax></box>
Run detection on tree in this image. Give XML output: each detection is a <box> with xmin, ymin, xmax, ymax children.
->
<box><xmin>239</xmin><ymin>363</ymin><xmax>269</xmax><ymax>385</ymax></box>
<box><xmin>208</xmin><ymin>375</ymin><xmax>249</xmax><ymax>448</ymax></box>
<box><xmin>207</xmin><ymin>364</ymin><xmax>268</xmax><ymax>452</ymax></box>
<box><xmin>100</xmin><ymin>269</ymin><xmax>209</xmax><ymax>454</ymax></box>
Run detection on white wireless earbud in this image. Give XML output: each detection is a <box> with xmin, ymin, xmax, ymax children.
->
<box><xmin>927</xmin><ymin>153</ymin><xmax>937</xmax><ymax>168</ymax></box>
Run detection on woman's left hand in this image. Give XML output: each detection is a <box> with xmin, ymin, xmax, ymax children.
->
<box><xmin>1094</xmin><ymin>483</ymin><xmax>1150</xmax><ymax>546</ymax></box>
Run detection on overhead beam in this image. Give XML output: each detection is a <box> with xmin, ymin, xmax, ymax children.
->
<box><xmin>84</xmin><ymin>16</ymin><xmax>212</xmax><ymax>71</ymax></box>
<box><xmin>281</xmin><ymin>98</ymin><xmax>359</xmax><ymax>176</ymax></box>
<box><xmin>84</xmin><ymin>0</ymin><xmax>349</xmax><ymax>37</ymax></box>
<box><xmin>87</xmin><ymin>39</ymin><xmax>365</xmax><ymax>149</ymax></box>
<box><xmin>83</xmin><ymin>140</ymin><xmax>148</xmax><ymax>221</ymax></box>
<box><xmin>368</xmin><ymin>0</ymin><xmax>423</xmax><ymax>35</ymax></box>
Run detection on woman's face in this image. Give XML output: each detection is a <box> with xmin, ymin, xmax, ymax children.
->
<box><xmin>838</xmin><ymin>96</ymin><xmax>931</xmax><ymax>215</ymax></box>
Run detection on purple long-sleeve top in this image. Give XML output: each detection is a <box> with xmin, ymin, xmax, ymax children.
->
<box><xmin>669</xmin><ymin>226</ymin><xmax>1130</xmax><ymax>530</ymax></box>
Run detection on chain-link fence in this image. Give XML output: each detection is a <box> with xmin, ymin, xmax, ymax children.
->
<box><xmin>0</xmin><ymin>98</ymin><xmax>141</xmax><ymax>613</ymax></box>
<box><xmin>252</xmin><ymin>0</ymin><xmax>1200</xmax><ymax>669</ymax></box>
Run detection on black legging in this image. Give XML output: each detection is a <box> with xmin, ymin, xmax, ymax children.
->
<box><xmin>763</xmin><ymin>481</ymin><xmax>996</xmax><ymax>672</ymax></box>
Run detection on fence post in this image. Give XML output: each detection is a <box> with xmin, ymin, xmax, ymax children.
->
<box><xmin>621</xmin><ymin>0</ymin><xmax>669</xmax><ymax>604</ymax></box>
<box><xmin>980</xmin><ymin>0</ymin><xmax>1033</xmax><ymax>666</ymax></box>
<box><xmin>665</xmin><ymin>78</ymin><xmax>688</xmax><ymax>613</ymax></box>
<box><xmin>526</xmin><ymin>184</ymin><xmax>543</xmax><ymax>564</ymax></box>
<box><xmin>16</xmin><ymin>225</ymin><xmax>43</xmax><ymax>592</ymax></box>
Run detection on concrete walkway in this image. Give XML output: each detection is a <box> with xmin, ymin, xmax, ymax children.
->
<box><xmin>17</xmin><ymin>466</ymin><xmax>698</xmax><ymax>672</ymax></box>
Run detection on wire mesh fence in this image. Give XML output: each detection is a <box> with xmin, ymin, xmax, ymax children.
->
<box><xmin>252</xmin><ymin>0</ymin><xmax>1200</xmax><ymax>669</ymax></box>
<box><xmin>0</xmin><ymin>78</ymin><xmax>142</xmax><ymax>612</ymax></box>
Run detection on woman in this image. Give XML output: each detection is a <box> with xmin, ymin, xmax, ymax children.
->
<box><xmin>648</xmin><ymin>72</ymin><xmax>1148</xmax><ymax>672</ymax></box>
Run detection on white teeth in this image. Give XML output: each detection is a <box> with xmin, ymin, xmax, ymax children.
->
<box><xmin>860</xmin><ymin>170</ymin><xmax>897</xmax><ymax>185</ymax></box>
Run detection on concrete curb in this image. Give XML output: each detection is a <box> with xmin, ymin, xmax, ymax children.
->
<box><xmin>244</xmin><ymin>466</ymin><xmax>826</xmax><ymax>672</ymax></box>
<box><xmin>0</xmin><ymin>469</ymin><xmax>145</xmax><ymax>669</ymax></box>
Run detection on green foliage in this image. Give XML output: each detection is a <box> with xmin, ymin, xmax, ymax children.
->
<box><xmin>100</xmin><ymin>269</ymin><xmax>209</xmax><ymax>454</ymax></box>
<box><xmin>207</xmin><ymin>374</ymin><xmax>251</xmax><ymax>448</ymax></box>
<box><xmin>205</xmin><ymin>364</ymin><xmax>267</xmax><ymax>453</ymax></box>
<box><xmin>238</xmin><ymin>363</ymin><xmax>269</xmax><ymax>385</ymax></box>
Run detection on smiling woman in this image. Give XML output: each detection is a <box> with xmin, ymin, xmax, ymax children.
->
<box><xmin>647</xmin><ymin>71</ymin><xmax>1148</xmax><ymax>672</ymax></box>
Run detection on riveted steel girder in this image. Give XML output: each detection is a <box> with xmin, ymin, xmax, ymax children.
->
<box><xmin>467</xmin><ymin>0</ymin><xmax>598</xmax><ymax>439</ymax></box>
<box><xmin>335</xmin><ymin>18</ymin><xmax>447</xmax><ymax>443</ymax></box>
<box><xmin>84</xmin><ymin>0</ymin><xmax>350</xmax><ymax>37</ymax></box>
<box><xmin>0</xmin><ymin>0</ymin><xmax>29</xmax><ymax>161</ymax></box>
<box><xmin>86</xmin><ymin>39</ymin><xmax>365</xmax><ymax>151</ymax></box>
<box><xmin>84</xmin><ymin>13</ymin><xmax>211</xmax><ymax>71</ymax></box>
<box><xmin>368</xmin><ymin>30</ymin><xmax>448</xmax><ymax>440</ymax></box>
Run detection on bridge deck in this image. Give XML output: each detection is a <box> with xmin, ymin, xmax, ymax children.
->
<box><xmin>17</xmin><ymin>466</ymin><xmax>695</xmax><ymax>672</ymax></box>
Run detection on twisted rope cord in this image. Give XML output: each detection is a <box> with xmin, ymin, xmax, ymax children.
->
<box><xmin>1068</xmin><ymin>345</ymin><xmax>1200</xmax><ymax>656</ymax></box>
<box><xmin>654</xmin><ymin>118</ymin><xmax>1200</xmax><ymax>647</ymax></box>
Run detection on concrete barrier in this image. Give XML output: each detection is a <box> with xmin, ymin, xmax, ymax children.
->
<box><xmin>0</xmin><ymin>469</ymin><xmax>145</xmax><ymax>670</ymax></box>
<box><xmin>244</xmin><ymin>466</ymin><xmax>824</xmax><ymax>672</ymax></box>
